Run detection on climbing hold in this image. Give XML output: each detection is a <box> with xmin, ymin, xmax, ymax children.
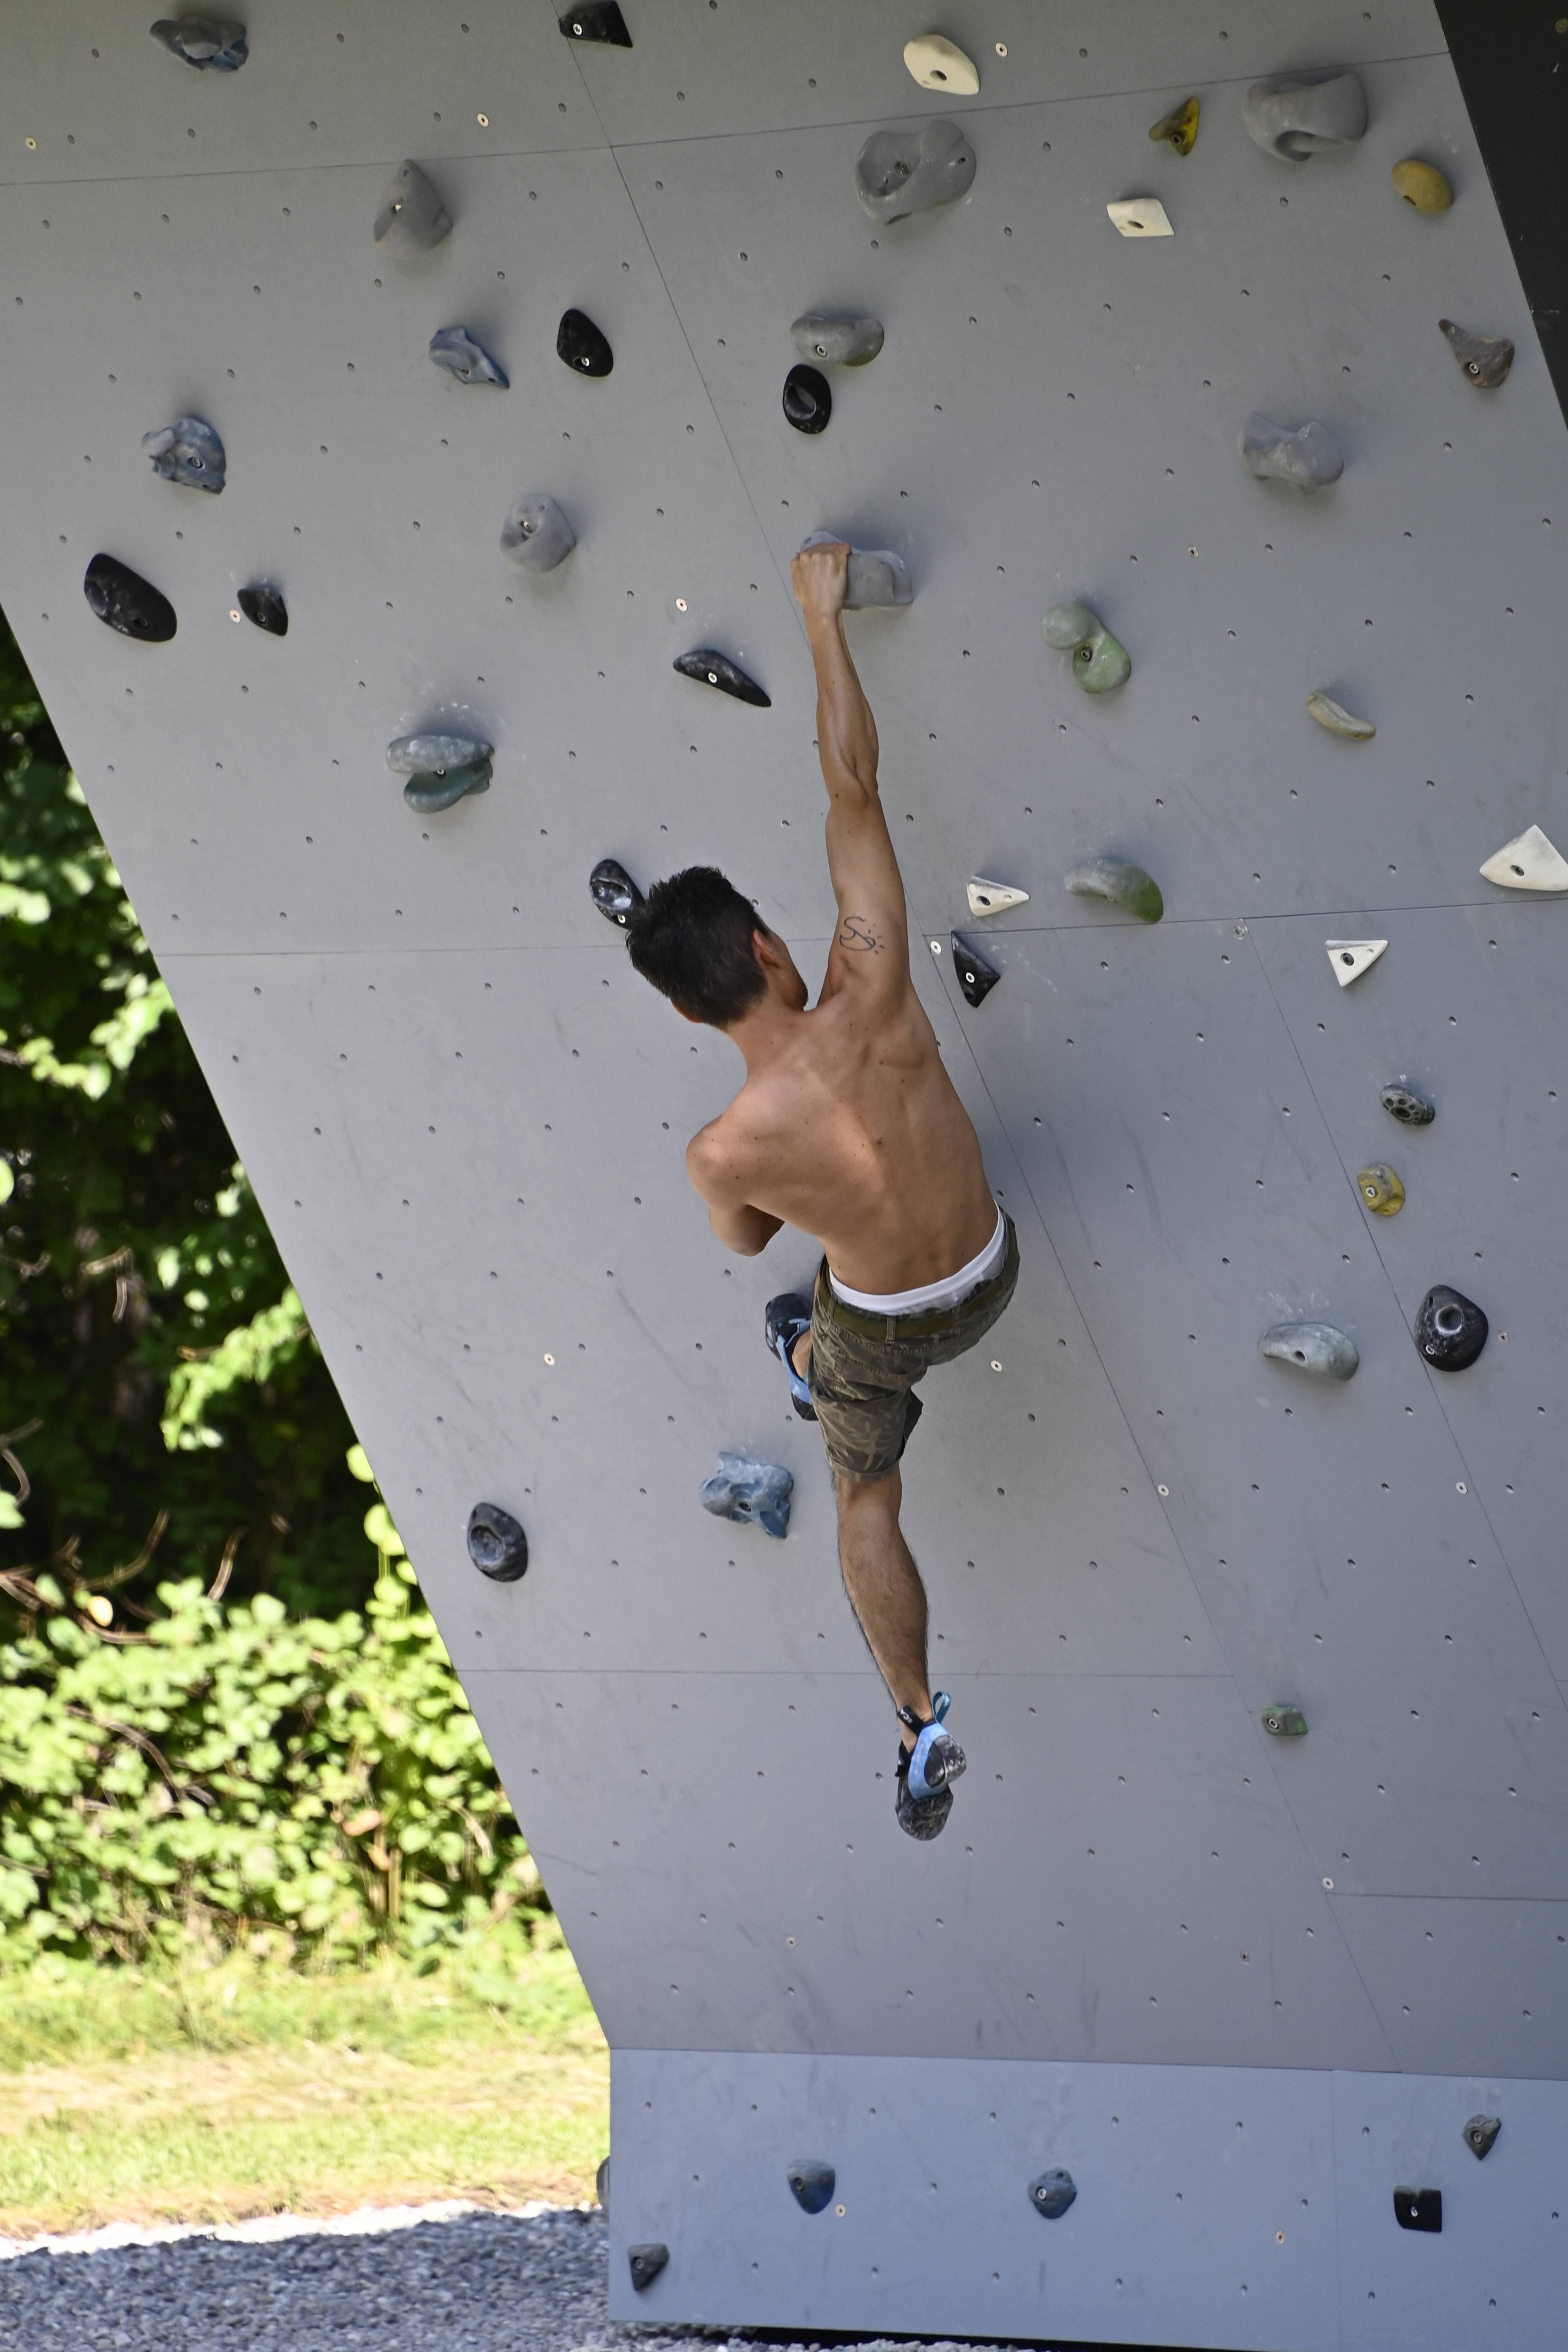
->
<box><xmin>1261</xmin><ymin>1706</ymin><xmax>1308</xmax><ymax>1737</ymax></box>
<box><xmin>500</xmin><ymin>495</ymin><xmax>577</xmax><ymax>576</ymax></box>
<box><xmin>386</xmin><ymin>732</ymin><xmax>493</xmax><ymax>814</ymax></box>
<box><xmin>1415</xmin><ymin>1285</ymin><xmax>1488</xmax><ymax>1372</ymax></box>
<box><xmin>628</xmin><ymin>2243</ymin><xmax>669</xmax><ymax>2292</ymax></box>
<box><xmin>1356</xmin><ymin>1164</ymin><xmax>1405</xmax><ymax>1217</ymax></box>
<box><xmin>1307</xmin><ymin>691</ymin><xmax>1375</xmax><ymax>740</ymax></box>
<box><xmin>1043</xmin><ymin>602</ymin><xmax>1131</xmax><ymax>693</ymax></box>
<box><xmin>142</xmin><ymin>416</ymin><xmax>225</xmax><ymax>493</ymax></box>
<box><xmin>789</xmin><ymin>314</ymin><xmax>884</xmax><ymax>368</ymax></box>
<box><xmin>786</xmin><ymin>2160</ymin><xmax>836</xmax><ymax>2215</ymax></box>
<box><xmin>1381</xmin><ymin>1083</ymin><xmax>1435</xmax><ymax>1127</ymax></box>
<box><xmin>559</xmin><ymin>0</ymin><xmax>632</xmax><ymax>43</ymax></box>
<box><xmin>83</xmin><ymin>554</ymin><xmax>177</xmax><ymax>643</ymax></box>
<box><xmin>854</xmin><ymin>119</ymin><xmax>976</xmax><ymax>225</ymax></box>
<box><xmin>1462</xmin><ymin>2114</ymin><xmax>1501</xmax><ymax>2161</ymax></box>
<box><xmin>1148</xmin><ymin>96</ymin><xmax>1199</xmax><ymax>155</ymax></box>
<box><xmin>237</xmin><ymin>583</ymin><xmax>287</xmax><ymax>637</ymax></box>
<box><xmin>1239</xmin><ymin>414</ymin><xmax>1343</xmax><ymax>490</ymax></box>
<box><xmin>1393</xmin><ymin>2188</ymin><xmax>1442</xmax><ymax>2234</ymax></box>
<box><xmin>1106</xmin><ymin>197</ymin><xmax>1173</xmax><ymax>238</ymax></box>
<box><xmin>950</xmin><ymin>932</ymin><xmax>1000</xmax><ymax>1008</ymax></box>
<box><xmin>1243</xmin><ymin>69</ymin><xmax>1367</xmax><ymax>161</ymax></box>
<box><xmin>595</xmin><ymin>2156</ymin><xmax>610</xmax><ymax>2215</ymax></box>
<box><xmin>466</xmin><ymin>1501</ymin><xmax>528</xmax><ymax>1583</ymax></box>
<box><xmin>904</xmin><ymin>33</ymin><xmax>979</xmax><ymax>94</ymax></box>
<box><xmin>429</xmin><ymin>326</ymin><xmax>508</xmax><ymax>387</ymax></box>
<box><xmin>1065</xmin><ymin>856</ymin><xmax>1163</xmax><ymax>923</ymax></box>
<box><xmin>1392</xmin><ymin>158</ymin><xmax>1452</xmax><ymax>211</ymax></box>
<box><xmin>557</xmin><ymin>308</ymin><xmax>613</xmax><ymax>377</ymax></box>
<box><xmin>1027</xmin><ymin>2170</ymin><xmax>1077</xmax><ymax>2220</ymax></box>
<box><xmin>1325</xmin><ymin>939</ymin><xmax>1387</xmax><ymax>987</ymax></box>
<box><xmin>673</xmin><ymin>650</ymin><xmax>771</xmax><ymax>708</ymax></box>
<box><xmin>799</xmin><ymin>532</ymin><xmax>913</xmax><ymax>608</ymax></box>
<box><xmin>782</xmin><ymin>363</ymin><xmax>831</xmax><ymax>435</ymax></box>
<box><xmin>700</xmin><ymin>1453</ymin><xmax>793</xmax><ymax>1540</ymax></box>
<box><xmin>966</xmin><ymin>878</ymin><xmax>1029</xmax><ymax>918</ymax></box>
<box><xmin>374</xmin><ymin>161</ymin><xmax>452</xmax><ymax>257</ymax></box>
<box><xmin>1478</xmin><ymin>824</ymin><xmax>1568</xmax><ymax>891</ymax></box>
<box><xmin>590</xmin><ymin>857</ymin><xmax>645</xmax><ymax>927</ymax></box>
<box><xmin>149</xmin><ymin>16</ymin><xmax>247</xmax><ymax>69</ymax></box>
<box><xmin>1439</xmin><ymin>317</ymin><xmax>1514</xmax><ymax>389</ymax></box>
<box><xmin>1260</xmin><ymin>1323</ymin><xmax>1360</xmax><ymax>1381</ymax></box>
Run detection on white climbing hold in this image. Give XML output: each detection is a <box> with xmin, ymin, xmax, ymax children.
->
<box><xmin>1326</xmin><ymin>939</ymin><xmax>1388</xmax><ymax>988</ymax></box>
<box><xmin>1307</xmin><ymin>692</ymin><xmax>1375</xmax><ymax>740</ymax></box>
<box><xmin>1478</xmin><ymin>824</ymin><xmax>1568</xmax><ymax>892</ymax></box>
<box><xmin>966</xmin><ymin>878</ymin><xmax>1030</xmax><ymax>918</ymax></box>
<box><xmin>1107</xmin><ymin>197</ymin><xmax>1173</xmax><ymax>238</ymax></box>
<box><xmin>904</xmin><ymin>33</ymin><xmax>980</xmax><ymax>95</ymax></box>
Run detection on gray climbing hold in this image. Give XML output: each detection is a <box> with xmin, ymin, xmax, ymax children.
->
<box><xmin>84</xmin><ymin>554</ymin><xmax>176</xmax><ymax>643</ymax></box>
<box><xmin>1065</xmin><ymin>856</ymin><xmax>1163</xmax><ymax>923</ymax></box>
<box><xmin>1028</xmin><ymin>2170</ymin><xmax>1077</xmax><ymax>2220</ymax></box>
<box><xmin>386</xmin><ymin>732</ymin><xmax>493</xmax><ymax>814</ymax></box>
<box><xmin>1440</xmin><ymin>317</ymin><xmax>1514</xmax><ymax>389</ymax></box>
<box><xmin>142</xmin><ymin>416</ymin><xmax>225</xmax><ymax>493</ymax></box>
<box><xmin>1260</xmin><ymin>1323</ymin><xmax>1360</xmax><ymax>1380</ymax></box>
<box><xmin>1415</xmin><ymin>1285</ymin><xmax>1487</xmax><ymax>1372</ymax></box>
<box><xmin>783</xmin><ymin>363</ymin><xmax>831</xmax><ymax>435</ymax></box>
<box><xmin>429</xmin><ymin>326</ymin><xmax>508</xmax><ymax>387</ymax></box>
<box><xmin>1393</xmin><ymin>2187</ymin><xmax>1442</xmax><ymax>2233</ymax></box>
<box><xmin>559</xmin><ymin>1</ymin><xmax>631</xmax><ymax>44</ymax></box>
<box><xmin>595</xmin><ymin>2156</ymin><xmax>610</xmax><ymax>2214</ymax></box>
<box><xmin>674</xmin><ymin>650</ymin><xmax>771</xmax><ymax>708</ymax></box>
<box><xmin>150</xmin><ymin>16</ymin><xmax>247</xmax><ymax>69</ymax></box>
<box><xmin>1239</xmin><ymin>413</ymin><xmax>1343</xmax><ymax>489</ymax></box>
<box><xmin>1043</xmin><ymin>602</ymin><xmax>1130</xmax><ymax>694</ymax></box>
<box><xmin>374</xmin><ymin>161</ymin><xmax>452</xmax><ymax>258</ymax></box>
<box><xmin>786</xmin><ymin>2159</ymin><xmax>836</xmax><ymax>2215</ymax></box>
<box><xmin>1463</xmin><ymin>2114</ymin><xmax>1501</xmax><ymax>2160</ymax></box>
<box><xmin>237</xmin><ymin>584</ymin><xmax>287</xmax><ymax>637</ymax></box>
<box><xmin>789</xmin><ymin>313</ymin><xmax>884</xmax><ymax>368</ymax></box>
<box><xmin>628</xmin><ymin>2243</ymin><xmax>668</xmax><ymax>2292</ymax></box>
<box><xmin>700</xmin><ymin>1452</ymin><xmax>792</xmax><ymax>1540</ymax></box>
<box><xmin>799</xmin><ymin>531</ymin><xmax>912</xmax><ymax>608</ymax></box>
<box><xmin>1381</xmin><ymin>1082</ymin><xmax>1435</xmax><ymax>1126</ymax></box>
<box><xmin>950</xmin><ymin>931</ymin><xmax>1000</xmax><ymax>1008</ymax></box>
<box><xmin>1261</xmin><ymin>1705</ymin><xmax>1308</xmax><ymax>1737</ymax></box>
<box><xmin>1243</xmin><ymin>69</ymin><xmax>1367</xmax><ymax>161</ymax></box>
<box><xmin>854</xmin><ymin>118</ymin><xmax>976</xmax><ymax>225</ymax></box>
<box><xmin>466</xmin><ymin>1502</ymin><xmax>528</xmax><ymax>1583</ymax></box>
<box><xmin>590</xmin><ymin>857</ymin><xmax>644</xmax><ymax>927</ymax></box>
<box><xmin>557</xmin><ymin>308</ymin><xmax>613</xmax><ymax>377</ymax></box>
<box><xmin>500</xmin><ymin>495</ymin><xmax>576</xmax><ymax>576</ymax></box>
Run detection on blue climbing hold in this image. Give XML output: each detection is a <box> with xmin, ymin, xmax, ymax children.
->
<box><xmin>142</xmin><ymin>416</ymin><xmax>226</xmax><ymax>493</ymax></box>
<box><xmin>700</xmin><ymin>1452</ymin><xmax>793</xmax><ymax>1540</ymax></box>
<box><xmin>429</xmin><ymin>326</ymin><xmax>509</xmax><ymax>387</ymax></box>
<box><xmin>150</xmin><ymin>16</ymin><xmax>247</xmax><ymax>69</ymax></box>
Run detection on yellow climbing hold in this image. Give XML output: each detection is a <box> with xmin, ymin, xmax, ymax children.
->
<box><xmin>1149</xmin><ymin>96</ymin><xmax>1199</xmax><ymax>155</ymax></box>
<box><xmin>1356</xmin><ymin>1163</ymin><xmax>1405</xmax><ymax>1216</ymax></box>
<box><xmin>1392</xmin><ymin>158</ymin><xmax>1452</xmax><ymax>211</ymax></box>
<box><xmin>1307</xmin><ymin>691</ymin><xmax>1375</xmax><ymax>740</ymax></box>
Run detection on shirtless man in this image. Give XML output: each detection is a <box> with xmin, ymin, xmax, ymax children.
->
<box><xmin>624</xmin><ymin>539</ymin><xmax>1018</xmax><ymax>1839</ymax></box>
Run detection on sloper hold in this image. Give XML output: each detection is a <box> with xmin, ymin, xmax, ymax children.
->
<box><xmin>1243</xmin><ymin>68</ymin><xmax>1367</xmax><ymax>161</ymax></box>
<box><xmin>1393</xmin><ymin>157</ymin><xmax>1452</xmax><ymax>210</ymax></box>
<box><xmin>1326</xmin><ymin>939</ymin><xmax>1387</xmax><ymax>987</ymax></box>
<box><xmin>1107</xmin><ymin>197</ymin><xmax>1173</xmax><ymax>238</ymax></box>
<box><xmin>1415</xmin><ymin>1284</ymin><xmax>1487</xmax><ymax>1371</ymax></box>
<box><xmin>557</xmin><ymin>308</ymin><xmax>613</xmax><ymax>376</ymax></box>
<box><xmin>782</xmin><ymin>363</ymin><xmax>831</xmax><ymax>434</ymax></box>
<box><xmin>950</xmin><ymin>932</ymin><xmax>1000</xmax><ymax>1007</ymax></box>
<box><xmin>238</xmin><ymin>583</ymin><xmax>287</xmax><ymax>636</ymax></box>
<box><xmin>1028</xmin><ymin>2170</ymin><xmax>1077</xmax><ymax>2220</ymax></box>
<box><xmin>374</xmin><ymin>161</ymin><xmax>452</xmax><ymax>257</ymax></box>
<box><xmin>1356</xmin><ymin>1164</ymin><xmax>1405</xmax><ymax>1216</ymax></box>
<box><xmin>1043</xmin><ymin>602</ymin><xmax>1130</xmax><ymax>692</ymax></box>
<box><xmin>501</xmin><ymin>495</ymin><xmax>576</xmax><ymax>576</ymax></box>
<box><xmin>1463</xmin><ymin>2113</ymin><xmax>1501</xmax><ymax>2160</ymax></box>
<box><xmin>786</xmin><ymin>2159</ymin><xmax>836</xmax><ymax>2214</ymax></box>
<box><xmin>1261</xmin><ymin>1706</ymin><xmax>1308</xmax><ymax>1736</ymax></box>
<box><xmin>855</xmin><ymin>119</ymin><xmax>976</xmax><ymax>225</ymax></box>
<box><xmin>1394</xmin><ymin>2187</ymin><xmax>1442</xmax><ymax>2233</ymax></box>
<box><xmin>674</xmin><ymin>649</ymin><xmax>771</xmax><ymax>708</ymax></box>
<box><xmin>1065</xmin><ymin>856</ymin><xmax>1163</xmax><ymax>922</ymax></box>
<box><xmin>790</xmin><ymin>313</ymin><xmax>884</xmax><ymax>367</ymax></box>
<box><xmin>142</xmin><ymin>416</ymin><xmax>225</xmax><ymax>493</ymax></box>
<box><xmin>904</xmin><ymin>34</ymin><xmax>979</xmax><ymax>94</ymax></box>
<box><xmin>628</xmin><ymin>2243</ymin><xmax>668</xmax><ymax>2292</ymax></box>
<box><xmin>466</xmin><ymin>1501</ymin><xmax>528</xmax><ymax>1582</ymax></box>
<box><xmin>429</xmin><ymin>326</ymin><xmax>508</xmax><ymax>387</ymax></box>
<box><xmin>150</xmin><ymin>16</ymin><xmax>247</xmax><ymax>69</ymax></box>
<box><xmin>1440</xmin><ymin>317</ymin><xmax>1514</xmax><ymax>388</ymax></box>
<box><xmin>386</xmin><ymin>732</ymin><xmax>494</xmax><ymax>814</ymax></box>
<box><xmin>590</xmin><ymin>857</ymin><xmax>645</xmax><ymax>927</ymax></box>
<box><xmin>700</xmin><ymin>1452</ymin><xmax>793</xmax><ymax>1540</ymax></box>
<box><xmin>1478</xmin><ymin>824</ymin><xmax>1568</xmax><ymax>890</ymax></box>
<box><xmin>1307</xmin><ymin>691</ymin><xmax>1374</xmax><ymax>739</ymax></box>
<box><xmin>1260</xmin><ymin>1322</ymin><xmax>1360</xmax><ymax>1380</ymax></box>
<box><xmin>1240</xmin><ymin>413</ymin><xmax>1343</xmax><ymax>488</ymax></box>
<box><xmin>1381</xmin><ymin>1082</ymin><xmax>1435</xmax><ymax>1125</ymax></box>
<box><xmin>559</xmin><ymin>1</ymin><xmax>631</xmax><ymax>43</ymax></box>
<box><xmin>799</xmin><ymin>531</ymin><xmax>913</xmax><ymax>608</ymax></box>
<box><xmin>84</xmin><ymin>554</ymin><xmax>176</xmax><ymax>643</ymax></box>
<box><xmin>966</xmin><ymin>877</ymin><xmax>1029</xmax><ymax>917</ymax></box>
<box><xmin>1149</xmin><ymin>96</ymin><xmax>1199</xmax><ymax>154</ymax></box>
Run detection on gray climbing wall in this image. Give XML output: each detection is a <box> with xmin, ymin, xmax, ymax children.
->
<box><xmin>2</xmin><ymin>2</ymin><xmax>1565</xmax><ymax>2342</ymax></box>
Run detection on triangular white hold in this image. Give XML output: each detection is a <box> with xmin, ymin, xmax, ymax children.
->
<box><xmin>1326</xmin><ymin>939</ymin><xmax>1388</xmax><ymax>988</ymax></box>
<box><xmin>1478</xmin><ymin>824</ymin><xmax>1568</xmax><ymax>892</ymax></box>
<box><xmin>1107</xmin><ymin>196</ymin><xmax>1173</xmax><ymax>238</ymax></box>
<box><xmin>966</xmin><ymin>876</ymin><xmax>1030</xmax><ymax>917</ymax></box>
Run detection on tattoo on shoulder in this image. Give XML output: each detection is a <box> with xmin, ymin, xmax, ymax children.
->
<box><xmin>838</xmin><ymin>913</ymin><xmax>882</xmax><ymax>954</ymax></box>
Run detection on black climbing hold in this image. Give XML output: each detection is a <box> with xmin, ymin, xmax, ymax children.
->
<box><xmin>1463</xmin><ymin>2113</ymin><xmax>1501</xmax><ymax>2160</ymax></box>
<box><xmin>786</xmin><ymin>2159</ymin><xmax>836</xmax><ymax>2215</ymax></box>
<box><xmin>591</xmin><ymin>858</ymin><xmax>645</xmax><ymax>928</ymax></box>
<box><xmin>150</xmin><ymin>16</ymin><xmax>248</xmax><ymax>70</ymax></box>
<box><xmin>559</xmin><ymin>1</ymin><xmax>632</xmax><ymax>45</ymax></box>
<box><xmin>1393</xmin><ymin>2186</ymin><xmax>1442</xmax><ymax>2233</ymax></box>
<box><xmin>83</xmin><ymin>554</ymin><xmax>177</xmax><ymax>643</ymax></box>
<box><xmin>1028</xmin><ymin>2169</ymin><xmax>1078</xmax><ymax>2220</ymax></box>
<box><xmin>628</xmin><ymin>2243</ymin><xmax>668</xmax><ymax>2293</ymax></box>
<box><xmin>466</xmin><ymin>1501</ymin><xmax>528</xmax><ymax>1583</ymax></box>
<box><xmin>238</xmin><ymin>584</ymin><xmax>287</xmax><ymax>637</ymax></box>
<box><xmin>950</xmin><ymin>932</ymin><xmax>1000</xmax><ymax>1008</ymax></box>
<box><xmin>1381</xmin><ymin>1082</ymin><xmax>1435</xmax><ymax>1127</ymax></box>
<box><xmin>1415</xmin><ymin>1285</ymin><xmax>1488</xmax><ymax>1372</ymax></box>
<box><xmin>673</xmin><ymin>650</ymin><xmax>771</xmax><ymax>708</ymax></box>
<box><xmin>595</xmin><ymin>2155</ymin><xmax>610</xmax><ymax>2213</ymax></box>
<box><xmin>557</xmin><ymin>308</ymin><xmax>613</xmax><ymax>377</ymax></box>
<box><xmin>782</xmin><ymin>363</ymin><xmax>832</xmax><ymax>436</ymax></box>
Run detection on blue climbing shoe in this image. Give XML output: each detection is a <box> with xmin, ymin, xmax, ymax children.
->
<box><xmin>765</xmin><ymin>1292</ymin><xmax>817</xmax><ymax>1421</ymax></box>
<box><xmin>894</xmin><ymin>1694</ymin><xmax>964</xmax><ymax>1838</ymax></box>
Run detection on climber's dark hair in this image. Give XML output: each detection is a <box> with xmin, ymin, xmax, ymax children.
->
<box><xmin>625</xmin><ymin>865</ymin><xmax>769</xmax><ymax>1028</ymax></box>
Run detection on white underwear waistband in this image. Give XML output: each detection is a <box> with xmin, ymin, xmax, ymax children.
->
<box><xmin>828</xmin><ymin>1204</ymin><xmax>1006</xmax><ymax>1318</ymax></box>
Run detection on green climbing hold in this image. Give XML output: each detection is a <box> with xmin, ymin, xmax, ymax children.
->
<box><xmin>1065</xmin><ymin>856</ymin><xmax>1163</xmax><ymax>923</ymax></box>
<box><xmin>1043</xmin><ymin>602</ymin><xmax>1130</xmax><ymax>693</ymax></box>
<box><xmin>1261</xmin><ymin>1706</ymin><xmax>1308</xmax><ymax>1737</ymax></box>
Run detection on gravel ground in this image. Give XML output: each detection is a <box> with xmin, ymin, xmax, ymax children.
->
<box><xmin>0</xmin><ymin>2202</ymin><xmax>1015</xmax><ymax>2352</ymax></box>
